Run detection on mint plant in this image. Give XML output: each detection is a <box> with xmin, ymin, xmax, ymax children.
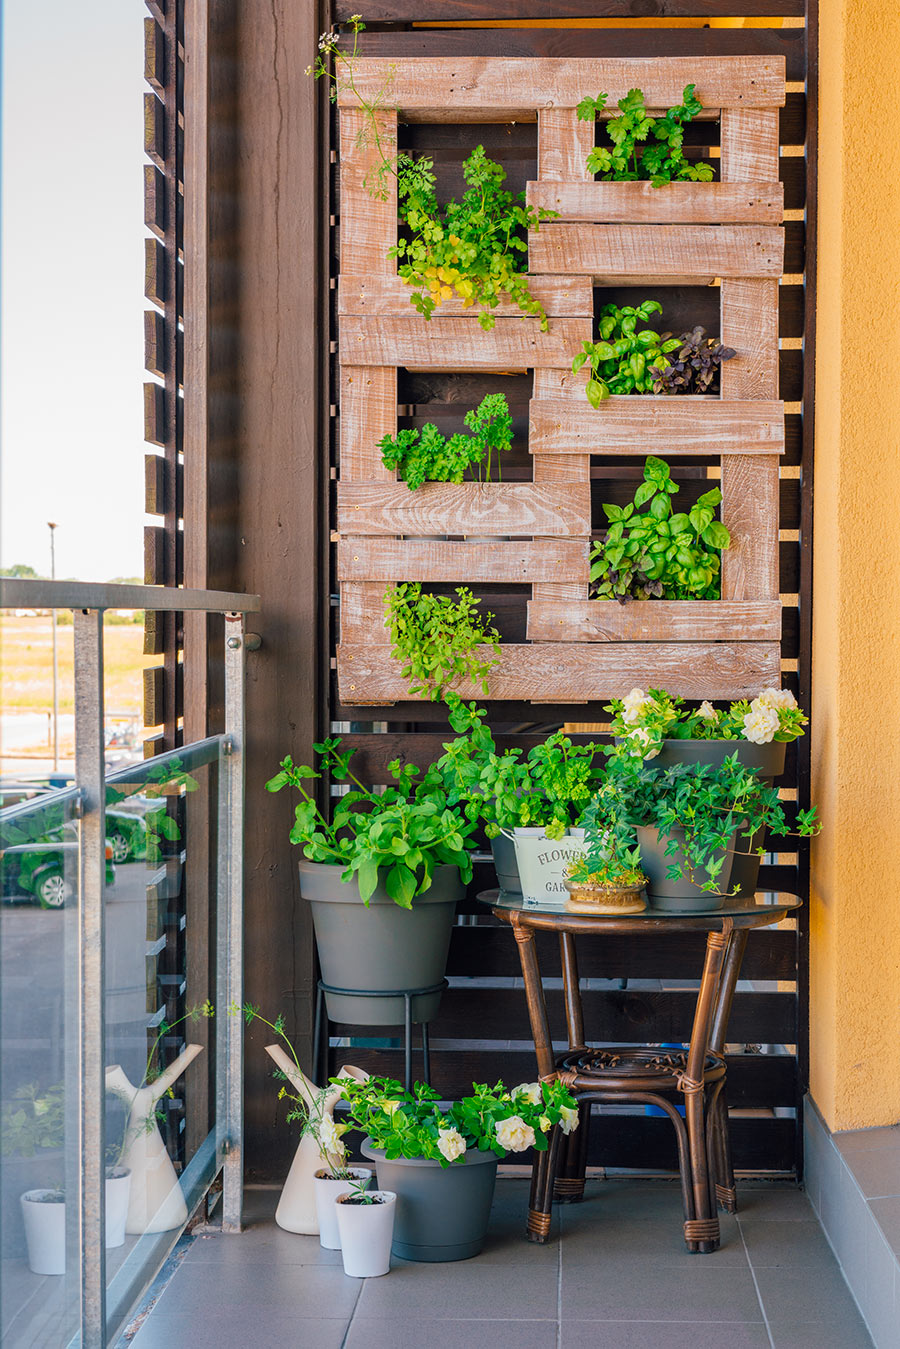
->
<box><xmin>591</xmin><ymin>456</ymin><xmax>730</xmax><ymax>601</ymax></box>
<box><xmin>577</xmin><ymin>85</ymin><xmax>714</xmax><ymax>187</ymax></box>
<box><xmin>384</xmin><ymin>584</ymin><xmax>500</xmax><ymax>701</ymax></box>
<box><xmin>378</xmin><ymin>393</ymin><xmax>512</xmax><ymax>489</ymax></box>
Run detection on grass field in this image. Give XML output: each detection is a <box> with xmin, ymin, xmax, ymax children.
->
<box><xmin>0</xmin><ymin>614</ymin><xmax>154</xmax><ymax>715</ymax></box>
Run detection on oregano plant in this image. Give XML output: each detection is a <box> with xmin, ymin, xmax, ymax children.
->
<box><xmin>577</xmin><ymin>85</ymin><xmax>714</xmax><ymax>187</ymax></box>
<box><xmin>384</xmin><ymin>583</ymin><xmax>500</xmax><ymax>700</ymax></box>
<box><xmin>378</xmin><ymin>393</ymin><xmax>513</xmax><ymax>489</ymax></box>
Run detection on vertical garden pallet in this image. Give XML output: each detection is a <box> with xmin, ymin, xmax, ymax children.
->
<box><xmin>335</xmin><ymin>56</ymin><xmax>785</xmax><ymax>704</ymax></box>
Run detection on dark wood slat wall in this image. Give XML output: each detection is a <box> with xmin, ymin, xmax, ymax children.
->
<box><xmin>324</xmin><ymin>6</ymin><xmax>815</xmax><ymax>1177</ymax></box>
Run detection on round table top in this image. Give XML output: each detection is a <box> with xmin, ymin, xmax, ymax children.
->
<box><xmin>477</xmin><ymin>888</ymin><xmax>801</xmax><ymax>933</ymax></box>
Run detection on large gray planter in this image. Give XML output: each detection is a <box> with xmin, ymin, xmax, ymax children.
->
<box><xmin>636</xmin><ymin>825</ymin><xmax>736</xmax><ymax>913</ymax></box>
<box><xmin>361</xmin><ymin>1139</ymin><xmax>498</xmax><ymax>1261</ymax></box>
<box><xmin>298</xmin><ymin>860</ymin><xmax>462</xmax><ymax>1025</ymax></box>
<box><xmin>490</xmin><ymin>833</ymin><xmax>521</xmax><ymax>894</ymax></box>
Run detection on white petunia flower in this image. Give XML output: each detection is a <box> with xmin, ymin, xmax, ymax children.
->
<box><xmin>539</xmin><ymin>1115</ymin><xmax>552</xmax><ymax>1133</ymax></box>
<box><xmin>754</xmin><ymin>688</ymin><xmax>798</xmax><ymax>712</ymax></box>
<box><xmin>742</xmin><ymin>706</ymin><xmax>780</xmax><ymax>745</ymax></box>
<box><xmin>626</xmin><ymin>727</ymin><xmax>661</xmax><ymax>761</ymax></box>
<box><xmin>512</xmin><ymin>1081</ymin><xmax>542</xmax><ymax>1106</ymax></box>
<box><xmin>620</xmin><ymin>687</ymin><xmax>651</xmax><ymax>726</ymax></box>
<box><xmin>318</xmin><ymin>1114</ymin><xmax>345</xmax><ymax>1159</ymax></box>
<box><xmin>697</xmin><ymin>701</ymin><xmax>719</xmax><ymax>722</ymax></box>
<box><xmin>559</xmin><ymin>1105</ymin><xmax>580</xmax><ymax>1135</ymax></box>
<box><xmin>437</xmin><ymin>1127</ymin><xmax>466</xmax><ymax>1162</ymax></box>
<box><xmin>495</xmin><ymin>1115</ymin><xmax>536</xmax><ymax>1153</ymax></box>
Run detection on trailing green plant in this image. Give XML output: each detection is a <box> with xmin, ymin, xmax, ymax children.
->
<box><xmin>338</xmin><ymin>1075</ymin><xmax>579</xmax><ymax>1167</ymax></box>
<box><xmin>378</xmin><ymin>393</ymin><xmax>512</xmax><ymax>489</ymax></box>
<box><xmin>649</xmin><ymin>326</ymin><xmax>735</xmax><ymax>395</ymax></box>
<box><xmin>310</xmin><ymin>15</ymin><xmax>399</xmax><ymax>201</ymax></box>
<box><xmin>384</xmin><ymin>583</ymin><xmax>501</xmax><ymax>701</ymax></box>
<box><xmin>266</xmin><ymin>737</ymin><xmax>476</xmax><ymax>908</ymax></box>
<box><xmin>607</xmin><ymin>686</ymin><xmax>809</xmax><ymax>760</ymax></box>
<box><xmin>567</xmin><ymin>791</ymin><xmax>645</xmax><ymax>890</ymax></box>
<box><xmin>577</xmin><ymin>84</ymin><xmax>714</xmax><ymax>186</ymax></box>
<box><xmin>1</xmin><ymin>1083</ymin><xmax>65</xmax><ymax>1158</ymax></box>
<box><xmin>591</xmin><ymin>456</ymin><xmax>730</xmax><ymax>601</ymax></box>
<box><xmin>392</xmin><ymin>145</ymin><xmax>557</xmax><ymax>330</ymax></box>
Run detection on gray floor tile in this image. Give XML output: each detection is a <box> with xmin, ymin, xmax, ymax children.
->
<box><xmin>739</xmin><ymin>1217</ymin><xmax>834</xmax><ymax>1266</ymax></box>
<box><xmin>561</xmin><ymin>1180</ymin><xmax>687</xmax><ymax>1221</ymax></box>
<box><xmin>560</xmin><ymin>1214</ymin><xmax>746</xmax><ymax>1266</ymax></box>
<box><xmin>562</xmin><ymin>1323</ymin><xmax>770</xmax><ymax>1348</ymax></box>
<box><xmin>355</xmin><ymin>1259</ymin><xmax>559</xmax><ymax>1320</ymax></box>
<box><xmin>345</xmin><ymin>1318</ymin><xmax>558</xmax><ymax>1349</ymax></box>
<box><xmin>150</xmin><ymin>1260</ymin><xmax>362</xmax><ymax>1316</ymax></box>
<box><xmin>560</xmin><ymin>1262</ymin><xmax>762</xmax><ymax>1322</ymax></box>
<box><xmin>835</xmin><ymin>1125</ymin><xmax>900</xmax><ymax>1156</ymax></box>
<box><xmin>754</xmin><ymin>1264</ymin><xmax>867</xmax><ymax>1324</ymax></box>
<box><xmin>768</xmin><ymin>1319</ymin><xmax>874</xmax><ymax>1348</ymax></box>
<box><xmin>845</xmin><ymin>1150</ymin><xmax>900</xmax><ymax>1200</ymax></box>
<box><xmin>183</xmin><ymin>1226</ymin><xmax>344</xmax><ymax>1266</ymax></box>
<box><xmin>130</xmin><ymin>1312</ymin><xmax>349</xmax><ymax>1349</ymax></box>
<box><xmin>732</xmin><ymin>1182</ymin><xmax>816</xmax><ymax>1221</ymax></box>
<box><xmin>871</xmin><ymin>1196</ymin><xmax>900</xmax><ymax>1255</ymax></box>
<box><xmin>863</xmin><ymin>1220</ymin><xmax>897</xmax><ymax>1349</ymax></box>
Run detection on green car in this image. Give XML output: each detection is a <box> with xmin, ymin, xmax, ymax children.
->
<box><xmin>0</xmin><ymin>821</ymin><xmax>116</xmax><ymax>908</ymax></box>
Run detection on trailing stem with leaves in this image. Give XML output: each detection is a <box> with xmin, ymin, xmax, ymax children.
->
<box><xmin>310</xmin><ymin>16</ymin><xmax>398</xmax><ymax>201</ymax></box>
<box><xmin>379</xmin><ymin>393</ymin><xmax>512</xmax><ymax>489</ymax></box>
<box><xmin>577</xmin><ymin>85</ymin><xmax>713</xmax><ymax>186</ymax></box>
<box><xmin>266</xmin><ymin>737</ymin><xmax>475</xmax><ymax>908</ymax></box>
<box><xmin>591</xmin><ymin>456</ymin><xmax>729</xmax><ymax>602</ymax></box>
<box><xmin>384</xmin><ymin>583</ymin><xmax>501</xmax><ymax>701</ymax></box>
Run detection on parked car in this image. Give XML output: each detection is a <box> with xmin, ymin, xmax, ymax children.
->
<box><xmin>0</xmin><ymin>822</ymin><xmax>115</xmax><ymax>908</ymax></box>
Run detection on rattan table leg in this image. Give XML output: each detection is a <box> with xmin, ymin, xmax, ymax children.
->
<box><xmin>680</xmin><ymin>925</ymin><xmax>731</xmax><ymax>1253</ymax></box>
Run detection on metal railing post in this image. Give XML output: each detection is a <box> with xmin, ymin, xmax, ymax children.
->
<box><xmin>72</xmin><ymin>607</ymin><xmax>107</xmax><ymax>1344</ymax></box>
<box><xmin>219</xmin><ymin>612</ymin><xmax>246</xmax><ymax>1232</ymax></box>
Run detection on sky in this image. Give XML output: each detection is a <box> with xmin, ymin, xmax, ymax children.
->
<box><xmin>1</xmin><ymin>0</ymin><xmax>146</xmax><ymax>582</ymax></box>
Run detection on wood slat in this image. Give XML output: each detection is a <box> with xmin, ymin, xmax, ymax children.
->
<box><xmin>143</xmin><ymin>382</ymin><xmax>166</xmax><ymax>446</ymax></box>
<box><xmin>145</xmin><ymin>453</ymin><xmax>166</xmax><ymax>516</ymax></box>
<box><xmin>144</xmin><ymin>238</ymin><xmax>166</xmax><ymax>306</ymax></box>
<box><xmin>144</xmin><ymin>164</ymin><xmax>166</xmax><ymax>240</ymax></box>
<box><xmin>143</xmin><ymin>525</ymin><xmax>166</xmax><ymax>585</ymax></box>
<box><xmin>529</xmin><ymin>223</ymin><xmax>784</xmax><ymax>281</ymax></box>
<box><xmin>720</xmin><ymin>108</ymin><xmax>780</xmax><ymax>185</ymax></box>
<box><xmin>336</xmin><ymin>640</ymin><xmax>782</xmax><ymax>704</ymax></box>
<box><xmin>144</xmin><ymin>91</ymin><xmax>165</xmax><ymax>169</ymax></box>
<box><xmin>143</xmin><ymin>15</ymin><xmax>165</xmax><ymax>94</ymax></box>
<box><xmin>530</xmin><ymin>368</ymin><xmax>591</xmax><ymax>602</ymax></box>
<box><xmin>338</xmin><ymin>481</ymin><xmax>591</xmax><ymax>538</ymax></box>
<box><xmin>143</xmin><ymin>665</ymin><xmax>165</xmax><ymax>728</ymax></box>
<box><xmin>339</xmin><ymin>107</ymin><xmax>398</xmax><ymax>279</ymax></box>
<box><xmin>340</xmin><ymin>582</ymin><xmax>388</xmax><ymax>646</ymax></box>
<box><xmin>339</xmin><ymin>367</ymin><xmax>397</xmax><ymax>481</ymax></box>
<box><xmin>338</xmin><ymin>315</ymin><xmax>591</xmax><ymax>372</ymax></box>
<box><xmin>537</xmin><ymin>107</ymin><xmax>594</xmax><ymax>182</ymax></box>
<box><xmin>338</xmin><ymin>537</ymin><xmax>589</xmax><ymax>583</ymax></box>
<box><xmin>144</xmin><ymin>310</ymin><xmax>166</xmax><ymax>378</ymax></box>
<box><xmin>335</xmin><ymin>1</ymin><xmax>806</xmax><ymax>17</ymax></box>
<box><xmin>337</xmin><ymin>274</ymin><xmax>592</xmax><ymax>319</ymax></box>
<box><xmin>721</xmin><ymin>280</ymin><xmax>780</xmax><ymax>400</ymax></box>
<box><xmin>527</xmin><ymin>180</ymin><xmax>784</xmax><ymax>226</ymax></box>
<box><xmin>527</xmin><ymin>600</ymin><xmax>782</xmax><ymax>643</ymax></box>
<box><xmin>529</xmin><ymin>397</ymin><xmax>785</xmax><ymax>457</ymax></box>
<box><xmin>337</xmin><ymin>57</ymin><xmax>786</xmax><ymax>116</ymax></box>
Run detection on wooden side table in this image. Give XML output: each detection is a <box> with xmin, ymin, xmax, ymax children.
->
<box><xmin>480</xmin><ymin>891</ymin><xmax>801</xmax><ymax>1254</ymax></box>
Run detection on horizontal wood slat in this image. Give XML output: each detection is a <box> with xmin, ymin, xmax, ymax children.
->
<box><xmin>335</xmin><ymin>1</ymin><xmax>805</xmax><ymax>18</ymax></box>
<box><xmin>336</xmin><ymin>640</ymin><xmax>782</xmax><ymax>703</ymax></box>
<box><xmin>337</xmin><ymin>274</ymin><xmax>592</xmax><ymax>318</ymax></box>
<box><xmin>528</xmin><ymin>223</ymin><xmax>784</xmax><ymax>280</ymax></box>
<box><xmin>143</xmin><ymin>665</ymin><xmax>165</xmax><ymax>728</ymax></box>
<box><xmin>144</xmin><ymin>454</ymin><xmax>166</xmax><ymax>516</ymax></box>
<box><xmin>527</xmin><ymin>180</ymin><xmax>784</xmax><ymax>225</ymax></box>
<box><xmin>338</xmin><ymin>537</ymin><xmax>589</xmax><ymax>583</ymax></box>
<box><xmin>144</xmin><ymin>239</ymin><xmax>166</xmax><ymax>306</ymax></box>
<box><xmin>143</xmin><ymin>15</ymin><xmax>165</xmax><ymax>94</ymax></box>
<box><xmin>337</xmin><ymin>482</ymin><xmax>591</xmax><ymax>538</ymax></box>
<box><xmin>143</xmin><ymin>164</ymin><xmax>166</xmax><ymax>240</ymax></box>
<box><xmin>527</xmin><ymin>600</ymin><xmax>782</xmax><ymax>643</ymax></box>
<box><xmin>143</xmin><ymin>382</ymin><xmax>166</xmax><ymax>446</ymax></box>
<box><xmin>144</xmin><ymin>310</ymin><xmax>166</xmax><ymax>378</ymax></box>
<box><xmin>338</xmin><ymin>57</ymin><xmax>786</xmax><ymax>116</ymax></box>
<box><xmin>144</xmin><ymin>91</ymin><xmax>165</xmax><ymax>169</ymax></box>
<box><xmin>529</xmin><ymin>397</ymin><xmax>785</xmax><ymax>457</ymax></box>
<box><xmin>339</xmin><ymin>315</ymin><xmax>591</xmax><ymax>371</ymax></box>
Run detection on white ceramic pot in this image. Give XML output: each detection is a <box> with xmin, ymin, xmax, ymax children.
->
<box><xmin>21</xmin><ymin>1190</ymin><xmax>65</xmax><ymax>1275</ymax></box>
<box><xmin>335</xmin><ymin>1190</ymin><xmax>396</xmax><ymax>1278</ymax></box>
<box><xmin>314</xmin><ymin>1167</ymin><xmax>374</xmax><ymax>1249</ymax></box>
<box><xmin>105</xmin><ymin>1167</ymin><xmax>132</xmax><ymax>1249</ymax></box>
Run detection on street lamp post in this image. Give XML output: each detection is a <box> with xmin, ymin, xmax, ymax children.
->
<box><xmin>48</xmin><ymin>522</ymin><xmax>59</xmax><ymax>772</ymax></box>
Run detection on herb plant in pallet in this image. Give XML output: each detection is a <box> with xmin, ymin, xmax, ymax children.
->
<box><xmin>384</xmin><ymin>584</ymin><xmax>501</xmax><ymax>701</ymax></box>
<box><xmin>577</xmin><ymin>84</ymin><xmax>714</xmax><ymax>187</ymax></box>
<box><xmin>379</xmin><ymin>393</ymin><xmax>512</xmax><ymax>489</ymax></box>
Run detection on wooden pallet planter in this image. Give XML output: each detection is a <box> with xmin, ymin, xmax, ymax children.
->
<box><xmin>335</xmin><ymin>55</ymin><xmax>785</xmax><ymax>704</ymax></box>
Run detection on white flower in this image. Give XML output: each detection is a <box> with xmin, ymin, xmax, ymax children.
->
<box><xmin>381</xmin><ymin>1101</ymin><xmax>400</xmax><ymax>1115</ymax></box>
<box><xmin>620</xmin><ymin>687</ymin><xmax>651</xmax><ymax>726</ymax></box>
<box><xmin>626</xmin><ymin>727</ymin><xmax>661</xmax><ymax>761</ymax></box>
<box><xmin>495</xmin><ymin>1115</ymin><xmax>536</xmax><ymax>1153</ymax></box>
<box><xmin>754</xmin><ymin>687</ymin><xmax>797</xmax><ymax>712</ymax></box>
<box><xmin>512</xmin><ymin>1081</ymin><xmax>541</xmax><ymax>1106</ymax></box>
<box><xmin>559</xmin><ymin>1105</ymin><xmax>580</xmax><ymax>1135</ymax></box>
<box><xmin>318</xmin><ymin>1114</ymin><xmax>344</xmax><ymax>1159</ymax></box>
<box><xmin>539</xmin><ymin>1115</ymin><xmax>552</xmax><ymax>1133</ymax></box>
<box><xmin>437</xmin><ymin>1127</ymin><xmax>466</xmax><ymax>1162</ymax></box>
<box><xmin>697</xmin><ymin>701</ymin><xmax>718</xmax><ymax>722</ymax></box>
<box><xmin>742</xmin><ymin>706</ymin><xmax>780</xmax><ymax>745</ymax></box>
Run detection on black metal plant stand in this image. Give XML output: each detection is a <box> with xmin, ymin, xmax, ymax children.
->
<box><xmin>312</xmin><ymin>979</ymin><xmax>448</xmax><ymax>1091</ymax></box>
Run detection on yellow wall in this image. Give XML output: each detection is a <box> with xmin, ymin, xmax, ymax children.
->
<box><xmin>810</xmin><ymin>0</ymin><xmax>900</xmax><ymax>1130</ymax></box>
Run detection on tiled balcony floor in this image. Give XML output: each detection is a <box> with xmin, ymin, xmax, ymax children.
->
<box><xmin>125</xmin><ymin>1178</ymin><xmax>873</xmax><ymax>1349</ymax></box>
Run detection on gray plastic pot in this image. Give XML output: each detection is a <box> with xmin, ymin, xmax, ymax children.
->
<box><xmin>636</xmin><ymin>825</ymin><xmax>737</xmax><ymax>913</ymax></box>
<box><xmin>490</xmin><ymin>833</ymin><xmax>521</xmax><ymax>894</ymax></box>
<box><xmin>361</xmin><ymin>1140</ymin><xmax>498</xmax><ymax>1262</ymax></box>
<box><xmin>298</xmin><ymin>860</ymin><xmax>462</xmax><ymax>1025</ymax></box>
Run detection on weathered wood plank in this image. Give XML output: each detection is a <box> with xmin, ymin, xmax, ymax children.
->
<box><xmin>338</xmin><ymin>538</ymin><xmax>589</xmax><ymax>583</ymax></box>
<box><xmin>527</xmin><ymin>599</ymin><xmax>782</xmax><ymax>643</ymax></box>
<box><xmin>527</xmin><ymin>180</ymin><xmax>784</xmax><ymax>225</ymax></box>
<box><xmin>337</xmin><ymin>482</ymin><xmax>591</xmax><ymax>538</ymax></box>
<box><xmin>529</xmin><ymin>397</ymin><xmax>785</xmax><ymax>456</ymax></box>
<box><xmin>337</xmin><ymin>640</ymin><xmax>783</xmax><ymax>703</ymax></box>
<box><xmin>339</xmin><ymin>107</ymin><xmax>397</xmax><ymax>278</ymax></box>
<box><xmin>338</xmin><ymin>315</ymin><xmax>591</xmax><ymax>372</ymax></box>
<box><xmin>337</xmin><ymin>273</ymin><xmax>592</xmax><ymax>318</ymax></box>
<box><xmin>339</xmin><ymin>367</ymin><xmax>396</xmax><ymax>482</ymax></box>
<box><xmin>340</xmin><ymin>582</ymin><xmax>389</xmax><ymax>646</ymax></box>
<box><xmin>720</xmin><ymin>108</ymin><xmax>780</xmax><ymax>185</ymax></box>
<box><xmin>537</xmin><ymin>107</ymin><xmax>594</xmax><ymax>182</ymax></box>
<box><xmin>528</xmin><ymin>223</ymin><xmax>784</xmax><ymax>280</ymax></box>
<box><xmin>337</xmin><ymin>57</ymin><xmax>786</xmax><ymax>116</ymax></box>
<box><xmin>720</xmin><ymin>280</ymin><xmax>780</xmax><ymax>400</ymax></box>
<box><xmin>336</xmin><ymin>1</ymin><xmax>806</xmax><ymax>19</ymax></box>
<box><xmin>531</xmin><ymin>368</ymin><xmax>591</xmax><ymax>602</ymax></box>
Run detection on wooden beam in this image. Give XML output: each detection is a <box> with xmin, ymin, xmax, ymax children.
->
<box><xmin>337</xmin><ymin>481</ymin><xmax>591</xmax><ymax>537</ymax></box>
<box><xmin>529</xmin><ymin>397</ymin><xmax>785</xmax><ymax>456</ymax></box>
<box><xmin>528</xmin><ymin>223</ymin><xmax>784</xmax><ymax>280</ymax></box>
<box><xmin>526</xmin><ymin>180</ymin><xmax>784</xmax><ymax>226</ymax></box>
<box><xmin>338</xmin><ymin>315</ymin><xmax>591</xmax><ymax>371</ymax></box>
<box><xmin>527</xmin><ymin>599</ymin><xmax>782</xmax><ymax>643</ymax></box>
<box><xmin>338</xmin><ymin>537</ymin><xmax>589</xmax><ymax>583</ymax></box>
<box><xmin>337</xmin><ymin>273</ymin><xmax>592</xmax><ymax>319</ymax></box>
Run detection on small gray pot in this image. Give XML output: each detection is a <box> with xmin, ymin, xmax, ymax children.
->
<box><xmin>636</xmin><ymin>825</ymin><xmax>736</xmax><ymax>913</ymax></box>
<box><xmin>361</xmin><ymin>1140</ymin><xmax>498</xmax><ymax>1262</ymax></box>
<box><xmin>490</xmin><ymin>833</ymin><xmax>521</xmax><ymax>894</ymax></box>
<box><xmin>299</xmin><ymin>860</ymin><xmax>463</xmax><ymax>1025</ymax></box>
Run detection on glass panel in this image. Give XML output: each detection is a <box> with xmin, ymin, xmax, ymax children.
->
<box><xmin>1</xmin><ymin>790</ymin><xmax>81</xmax><ymax>1346</ymax></box>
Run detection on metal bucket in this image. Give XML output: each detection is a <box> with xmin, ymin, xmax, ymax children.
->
<box><xmin>507</xmin><ymin>828</ymin><xmax>588</xmax><ymax>903</ymax></box>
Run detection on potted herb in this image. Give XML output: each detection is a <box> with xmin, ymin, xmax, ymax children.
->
<box><xmin>267</xmin><ymin>739</ymin><xmax>475</xmax><ymax>1025</ymax></box>
<box><xmin>384</xmin><ymin>583</ymin><xmax>500</xmax><ymax>701</ymax></box>
<box><xmin>378</xmin><ymin>393</ymin><xmax>512</xmax><ymax>490</ymax></box>
<box><xmin>577</xmin><ymin>84</ymin><xmax>714</xmax><ymax>188</ymax></box>
<box><xmin>335</xmin><ymin>1175</ymin><xmax>397</xmax><ymax>1278</ymax></box>
<box><xmin>342</xmin><ymin>1076</ymin><xmax>579</xmax><ymax>1262</ymax></box>
<box><xmin>563</xmin><ymin>806</ymin><xmax>647</xmax><ymax>914</ymax></box>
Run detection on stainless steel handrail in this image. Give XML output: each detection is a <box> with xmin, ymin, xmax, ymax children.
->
<box><xmin>0</xmin><ymin>579</ymin><xmax>260</xmax><ymax>612</ymax></box>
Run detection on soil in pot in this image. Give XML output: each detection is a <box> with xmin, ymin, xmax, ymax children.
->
<box><xmin>637</xmin><ymin>825</ymin><xmax>735</xmax><ymax>913</ymax></box>
<box><xmin>361</xmin><ymin>1139</ymin><xmax>498</xmax><ymax>1262</ymax></box>
<box><xmin>299</xmin><ymin>860</ymin><xmax>463</xmax><ymax>1024</ymax></box>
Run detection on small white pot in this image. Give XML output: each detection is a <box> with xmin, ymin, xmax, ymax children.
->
<box><xmin>21</xmin><ymin>1190</ymin><xmax>66</xmax><ymax>1275</ymax></box>
<box><xmin>314</xmin><ymin>1167</ymin><xmax>373</xmax><ymax>1249</ymax></box>
<box><xmin>105</xmin><ymin>1167</ymin><xmax>132</xmax><ymax>1249</ymax></box>
<box><xmin>335</xmin><ymin>1189</ymin><xmax>396</xmax><ymax>1278</ymax></box>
